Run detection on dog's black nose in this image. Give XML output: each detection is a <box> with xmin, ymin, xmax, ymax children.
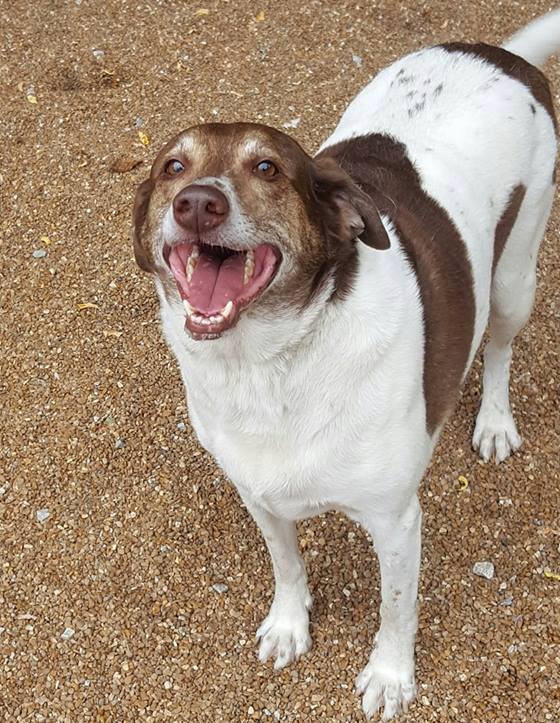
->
<box><xmin>173</xmin><ymin>184</ymin><xmax>230</xmax><ymax>234</ymax></box>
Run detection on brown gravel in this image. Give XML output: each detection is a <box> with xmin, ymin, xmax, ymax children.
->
<box><xmin>1</xmin><ymin>1</ymin><xmax>559</xmax><ymax>722</ymax></box>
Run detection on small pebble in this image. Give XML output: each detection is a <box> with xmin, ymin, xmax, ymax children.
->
<box><xmin>176</xmin><ymin>421</ymin><xmax>186</xmax><ymax>432</ymax></box>
<box><xmin>32</xmin><ymin>249</ymin><xmax>47</xmax><ymax>259</ymax></box>
<box><xmin>36</xmin><ymin>509</ymin><xmax>50</xmax><ymax>523</ymax></box>
<box><xmin>352</xmin><ymin>53</ymin><xmax>363</xmax><ymax>67</ymax></box>
<box><xmin>212</xmin><ymin>583</ymin><xmax>228</xmax><ymax>594</ymax></box>
<box><xmin>134</xmin><ymin>116</ymin><xmax>145</xmax><ymax>128</ymax></box>
<box><xmin>163</xmin><ymin>680</ymin><xmax>172</xmax><ymax>690</ymax></box>
<box><xmin>61</xmin><ymin>627</ymin><xmax>75</xmax><ymax>641</ymax></box>
<box><xmin>282</xmin><ymin>118</ymin><xmax>300</xmax><ymax>129</ymax></box>
<box><xmin>92</xmin><ymin>48</ymin><xmax>105</xmax><ymax>60</ymax></box>
<box><xmin>115</xmin><ymin>438</ymin><xmax>126</xmax><ymax>449</ymax></box>
<box><xmin>473</xmin><ymin>561</ymin><xmax>495</xmax><ymax>580</ymax></box>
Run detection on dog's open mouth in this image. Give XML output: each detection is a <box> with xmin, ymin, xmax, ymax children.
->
<box><xmin>166</xmin><ymin>241</ymin><xmax>281</xmax><ymax>339</ymax></box>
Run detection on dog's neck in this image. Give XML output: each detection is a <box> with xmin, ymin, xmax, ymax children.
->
<box><xmin>157</xmin><ymin>238</ymin><xmax>411</xmax><ymax>383</ymax></box>
<box><xmin>160</xmin><ymin>273</ymin><xmax>337</xmax><ymax>369</ymax></box>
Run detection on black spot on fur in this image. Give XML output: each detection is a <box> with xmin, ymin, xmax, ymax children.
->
<box><xmin>434</xmin><ymin>83</ymin><xmax>444</xmax><ymax>96</ymax></box>
<box><xmin>530</xmin><ymin>103</ymin><xmax>536</xmax><ymax>114</ymax></box>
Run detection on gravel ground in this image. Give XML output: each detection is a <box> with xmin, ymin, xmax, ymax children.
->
<box><xmin>1</xmin><ymin>1</ymin><xmax>559</xmax><ymax>721</ymax></box>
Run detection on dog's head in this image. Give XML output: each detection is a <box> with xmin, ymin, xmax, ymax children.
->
<box><xmin>133</xmin><ymin>123</ymin><xmax>389</xmax><ymax>340</ymax></box>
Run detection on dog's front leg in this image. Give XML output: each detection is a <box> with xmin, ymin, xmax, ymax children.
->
<box><xmin>240</xmin><ymin>495</ymin><xmax>312</xmax><ymax>670</ymax></box>
<box><xmin>355</xmin><ymin>495</ymin><xmax>421</xmax><ymax>720</ymax></box>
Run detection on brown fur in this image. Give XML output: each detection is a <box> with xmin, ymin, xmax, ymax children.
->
<box><xmin>318</xmin><ymin>134</ymin><xmax>476</xmax><ymax>434</ymax></box>
<box><xmin>493</xmin><ymin>184</ymin><xmax>527</xmax><ymax>275</ymax></box>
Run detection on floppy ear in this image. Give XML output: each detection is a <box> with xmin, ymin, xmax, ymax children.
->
<box><xmin>132</xmin><ymin>178</ymin><xmax>155</xmax><ymax>272</ymax></box>
<box><xmin>311</xmin><ymin>157</ymin><xmax>390</xmax><ymax>250</ymax></box>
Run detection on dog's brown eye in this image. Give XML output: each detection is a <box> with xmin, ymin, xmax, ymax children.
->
<box><xmin>165</xmin><ymin>159</ymin><xmax>185</xmax><ymax>176</ymax></box>
<box><xmin>254</xmin><ymin>160</ymin><xmax>278</xmax><ymax>178</ymax></box>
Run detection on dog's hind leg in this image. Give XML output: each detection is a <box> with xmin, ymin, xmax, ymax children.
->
<box><xmin>473</xmin><ymin>181</ymin><xmax>555</xmax><ymax>463</ymax></box>
<box><xmin>240</xmin><ymin>496</ymin><xmax>312</xmax><ymax>670</ymax></box>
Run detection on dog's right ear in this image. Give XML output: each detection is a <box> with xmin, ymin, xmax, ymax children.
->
<box><xmin>132</xmin><ymin>178</ymin><xmax>155</xmax><ymax>273</ymax></box>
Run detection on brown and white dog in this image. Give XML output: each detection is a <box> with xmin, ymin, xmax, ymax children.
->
<box><xmin>133</xmin><ymin>11</ymin><xmax>559</xmax><ymax>720</ymax></box>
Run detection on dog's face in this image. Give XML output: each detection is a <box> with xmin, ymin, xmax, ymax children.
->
<box><xmin>133</xmin><ymin>122</ymin><xmax>389</xmax><ymax>340</ymax></box>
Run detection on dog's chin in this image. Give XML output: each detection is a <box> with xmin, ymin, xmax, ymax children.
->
<box><xmin>164</xmin><ymin>239</ymin><xmax>282</xmax><ymax>340</ymax></box>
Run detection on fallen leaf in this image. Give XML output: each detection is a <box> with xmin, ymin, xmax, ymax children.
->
<box><xmin>40</xmin><ymin>235</ymin><xmax>51</xmax><ymax>246</ymax></box>
<box><xmin>255</xmin><ymin>10</ymin><xmax>265</xmax><ymax>21</ymax></box>
<box><xmin>103</xmin><ymin>330</ymin><xmax>123</xmax><ymax>338</ymax></box>
<box><xmin>27</xmin><ymin>95</ymin><xmax>37</xmax><ymax>104</ymax></box>
<box><xmin>138</xmin><ymin>131</ymin><xmax>151</xmax><ymax>146</ymax></box>
<box><xmin>77</xmin><ymin>302</ymin><xmax>99</xmax><ymax>310</ymax></box>
<box><xmin>195</xmin><ymin>8</ymin><xmax>209</xmax><ymax>16</ymax></box>
<box><xmin>110</xmin><ymin>156</ymin><xmax>142</xmax><ymax>173</ymax></box>
<box><xmin>458</xmin><ymin>475</ymin><xmax>469</xmax><ymax>491</ymax></box>
<box><xmin>543</xmin><ymin>570</ymin><xmax>560</xmax><ymax>581</ymax></box>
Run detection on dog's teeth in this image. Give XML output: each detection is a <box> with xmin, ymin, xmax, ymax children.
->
<box><xmin>222</xmin><ymin>300</ymin><xmax>234</xmax><ymax>318</ymax></box>
<box><xmin>183</xmin><ymin>299</ymin><xmax>194</xmax><ymax>316</ymax></box>
<box><xmin>244</xmin><ymin>249</ymin><xmax>255</xmax><ymax>285</ymax></box>
<box><xmin>185</xmin><ymin>244</ymin><xmax>200</xmax><ymax>282</ymax></box>
<box><xmin>209</xmin><ymin>314</ymin><xmax>223</xmax><ymax>323</ymax></box>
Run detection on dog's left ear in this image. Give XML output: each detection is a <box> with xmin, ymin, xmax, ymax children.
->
<box><xmin>311</xmin><ymin>157</ymin><xmax>390</xmax><ymax>250</ymax></box>
<box><xmin>132</xmin><ymin>178</ymin><xmax>155</xmax><ymax>273</ymax></box>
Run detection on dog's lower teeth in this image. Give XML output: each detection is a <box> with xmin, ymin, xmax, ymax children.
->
<box><xmin>244</xmin><ymin>249</ymin><xmax>255</xmax><ymax>285</ymax></box>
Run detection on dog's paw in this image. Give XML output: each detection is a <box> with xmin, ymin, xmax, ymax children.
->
<box><xmin>472</xmin><ymin>406</ymin><xmax>522</xmax><ymax>463</ymax></box>
<box><xmin>256</xmin><ymin>593</ymin><xmax>312</xmax><ymax>670</ymax></box>
<box><xmin>356</xmin><ymin>658</ymin><xmax>416</xmax><ymax>720</ymax></box>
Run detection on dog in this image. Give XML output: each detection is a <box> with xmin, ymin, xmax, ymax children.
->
<box><xmin>132</xmin><ymin>10</ymin><xmax>559</xmax><ymax>720</ymax></box>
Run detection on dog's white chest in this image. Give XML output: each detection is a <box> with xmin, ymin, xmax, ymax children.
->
<box><xmin>184</xmin><ymin>358</ymin><xmax>354</xmax><ymax>518</ymax></box>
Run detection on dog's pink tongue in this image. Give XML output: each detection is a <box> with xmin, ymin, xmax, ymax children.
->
<box><xmin>189</xmin><ymin>253</ymin><xmax>245</xmax><ymax>313</ymax></box>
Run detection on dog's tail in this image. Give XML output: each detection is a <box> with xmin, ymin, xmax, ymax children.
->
<box><xmin>502</xmin><ymin>9</ymin><xmax>560</xmax><ymax>67</ymax></box>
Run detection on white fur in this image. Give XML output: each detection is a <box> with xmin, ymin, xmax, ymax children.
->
<box><xmin>155</xmin><ymin>14</ymin><xmax>558</xmax><ymax>721</ymax></box>
<box><xmin>503</xmin><ymin>8</ymin><xmax>560</xmax><ymax>67</ymax></box>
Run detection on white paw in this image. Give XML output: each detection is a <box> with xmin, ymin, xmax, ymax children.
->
<box><xmin>256</xmin><ymin>592</ymin><xmax>312</xmax><ymax>670</ymax></box>
<box><xmin>472</xmin><ymin>406</ymin><xmax>522</xmax><ymax>463</ymax></box>
<box><xmin>356</xmin><ymin>657</ymin><xmax>416</xmax><ymax>720</ymax></box>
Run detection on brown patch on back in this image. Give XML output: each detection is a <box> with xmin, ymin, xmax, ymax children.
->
<box><xmin>441</xmin><ymin>43</ymin><xmax>558</xmax><ymax>132</ymax></box>
<box><xmin>493</xmin><ymin>184</ymin><xmax>526</xmax><ymax>275</ymax></box>
<box><xmin>318</xmin><ymin>135</ymin><xmax>476</xmax><ymax>434</ymax></box>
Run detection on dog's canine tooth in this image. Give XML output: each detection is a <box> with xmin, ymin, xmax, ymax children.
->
<box><xmin>222</xmin><ymin>300</ymin><xmax>234</xmax><ymax>318</ymax></box>
<box><xmin>185</xmin><ymin>244</ymin><xmax>200</xmax><ymax>282</ymax></box>
<box><xmin>244</xmin><ymin>249</ymin><xmax>255</xmax><ymax>285</ymax></box>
